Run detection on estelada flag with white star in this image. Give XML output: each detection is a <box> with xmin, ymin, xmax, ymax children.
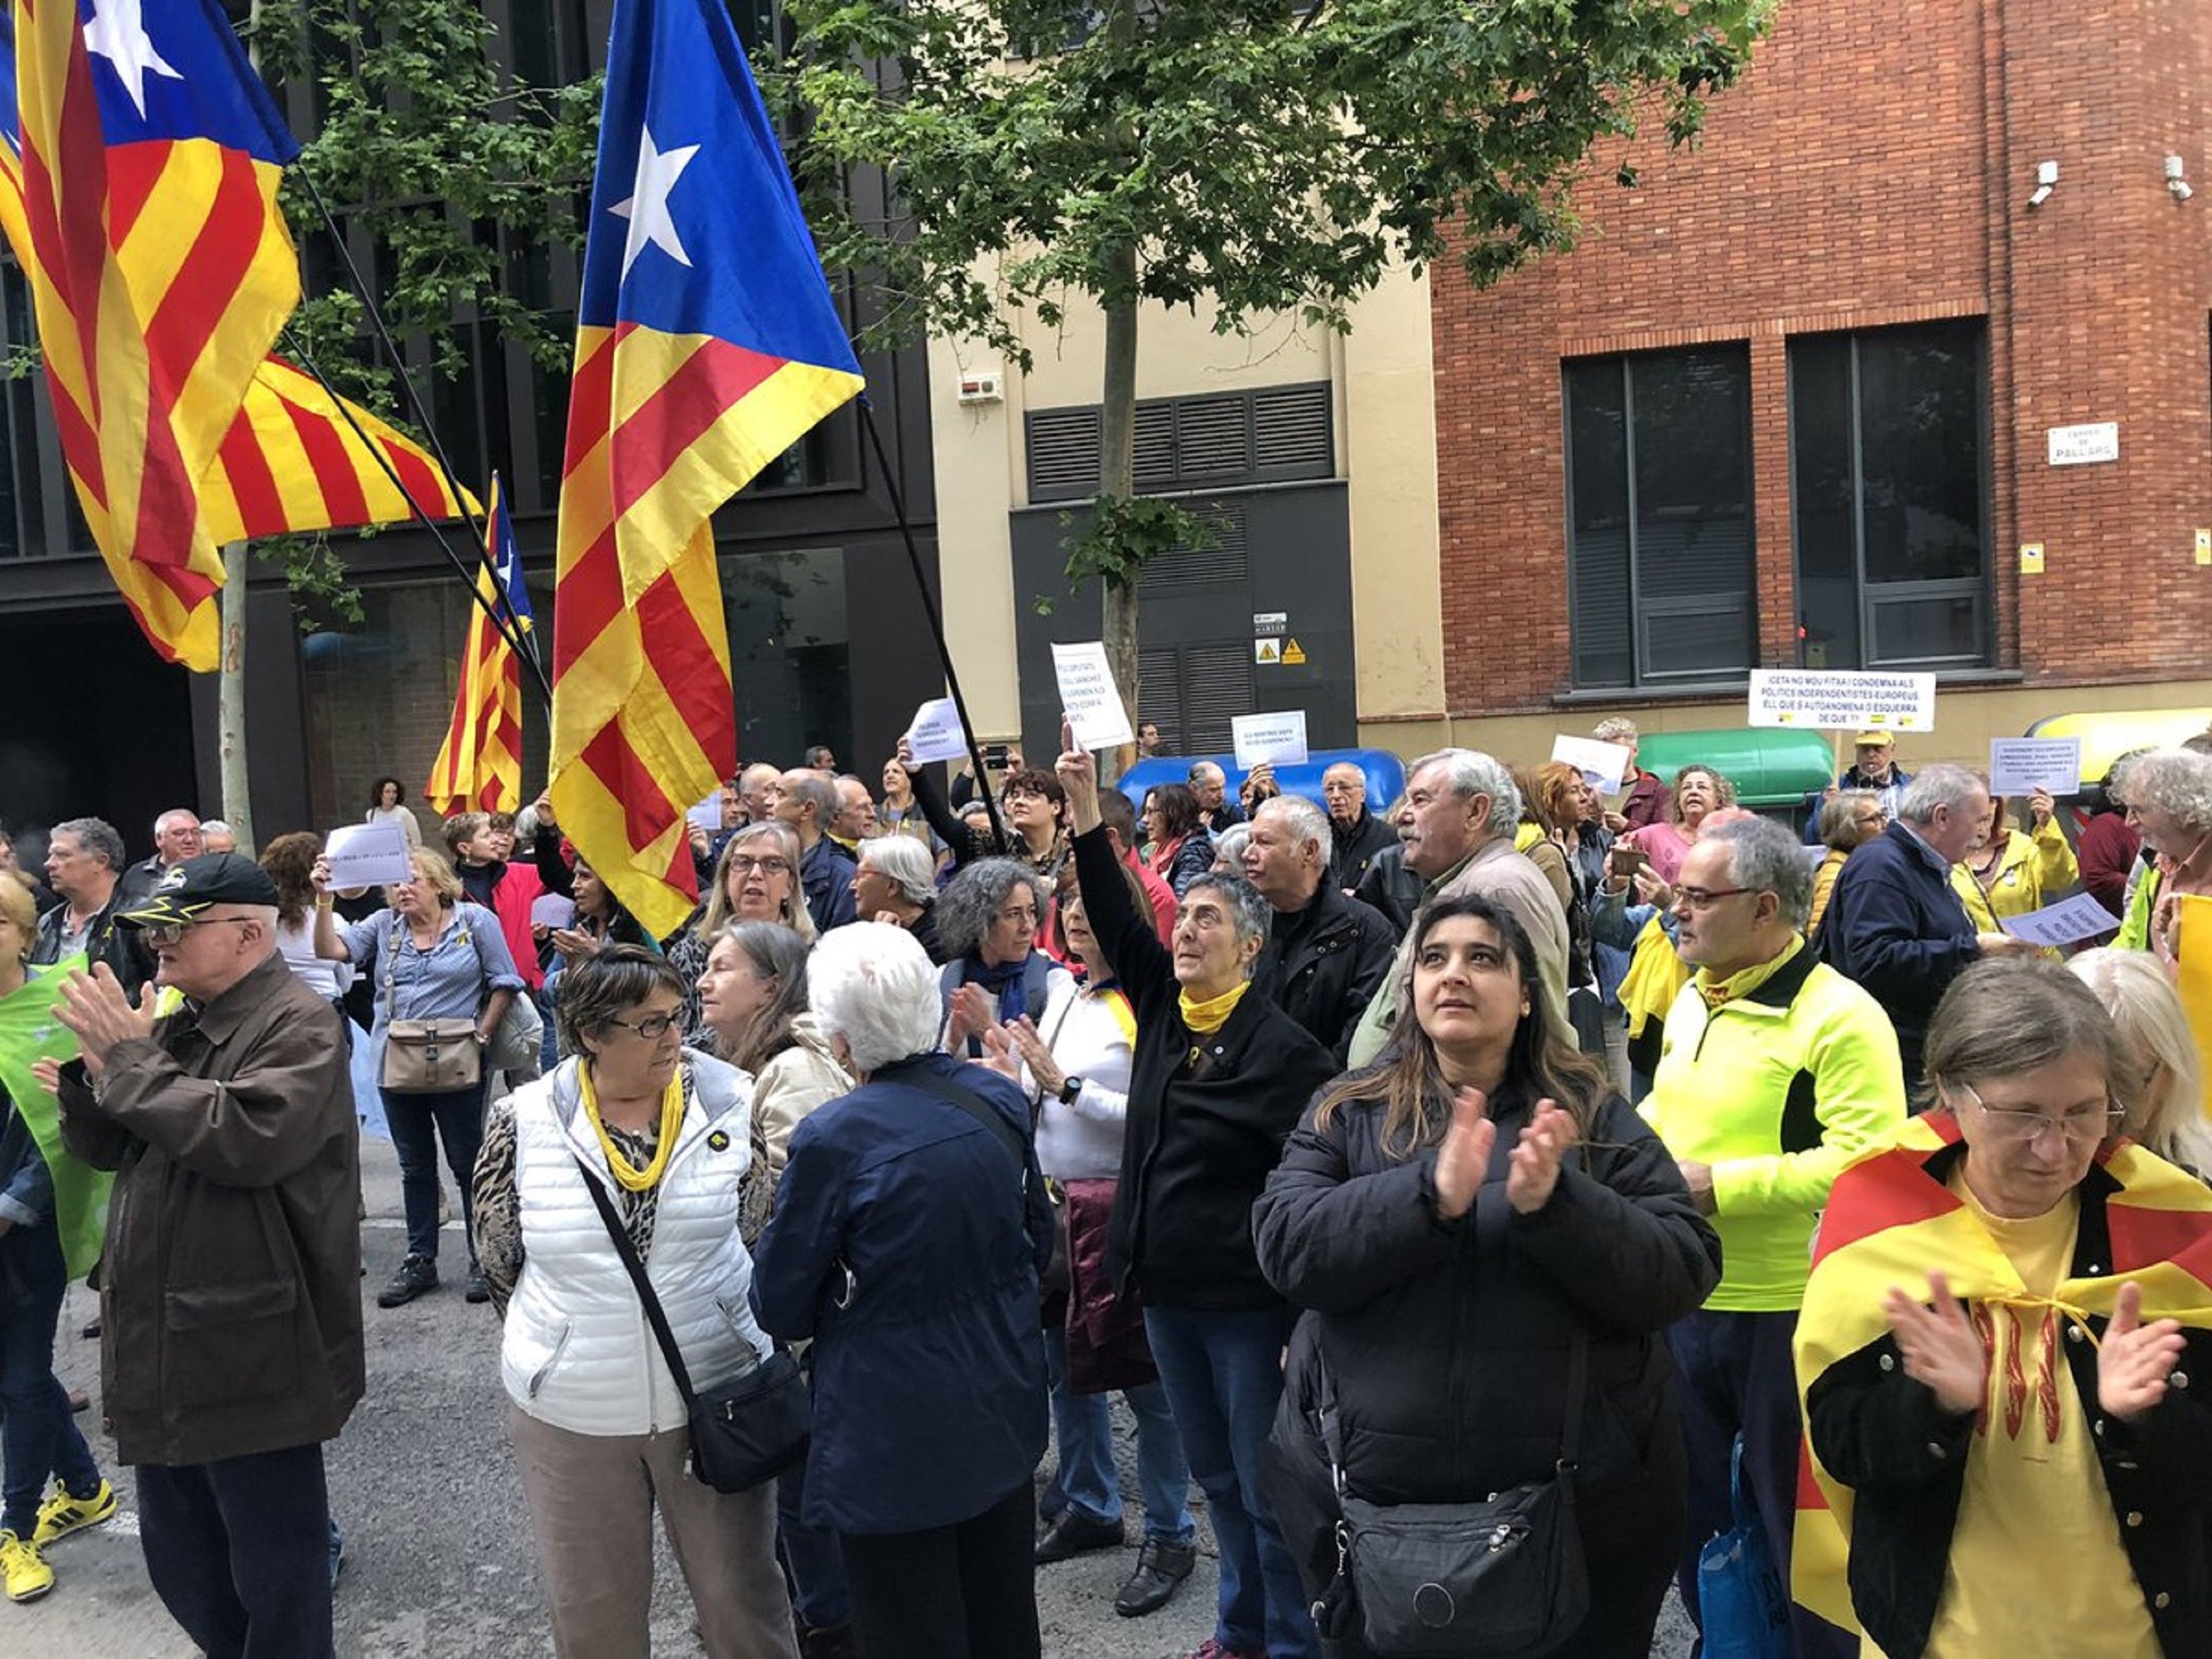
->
<box><xmin>9</xmin><ymin>0</ymin><xmax>301</xmax><ymax>670</ymax></box>
<box><xmin>426</xmin><ymin>473</ymin><xmax>533</xmax><ymax>817</ymax></box>
<box><xmin>549</xmin><ymin>0</ymin><xmax>862</xmax><ymax>938</ymax></box>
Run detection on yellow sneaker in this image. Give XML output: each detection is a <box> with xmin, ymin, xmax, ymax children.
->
<box><xmin>0</xmin><ymin>1530</ymin><xmax>54</xmax><ymax>1603</ymax></box>
<box><xmin>32</xmin><ymin>1480</ymin><xmax>115</xmax><ymax>1547</ymax></box>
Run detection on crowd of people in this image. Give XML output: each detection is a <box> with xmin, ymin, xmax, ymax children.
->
<box><xmin>2</xmin><ymin>712</ymin><xmax>2211</xmax><ymax>1659</ymax></box>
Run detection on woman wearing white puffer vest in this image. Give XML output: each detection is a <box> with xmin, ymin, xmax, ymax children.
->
<box><xmin>474</xmin><ymin>946</ymin><xmax>799</xmax><ymax>1659</ymax></box>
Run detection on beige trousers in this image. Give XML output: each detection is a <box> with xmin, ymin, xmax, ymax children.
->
<box><xmin>508</xmin><ymin>1401</ymin><xmax>801</xmax><ymax>1659</ymax></box>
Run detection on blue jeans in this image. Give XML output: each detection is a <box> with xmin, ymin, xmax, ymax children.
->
<box><xmin>380</xmin><ymin>1078</ymin><xmax>487</xmax><ymax>1263</ymax></box>
<box><xmin>1144</xmin><ymin>1304</ymin><xmax>1316</xmax><ymax>1659</ymax></box>
<box><xmin>1042</xmin><ymin>1326</ymin><xmax>1194</xmax><ymax>1545</ymax></box>
<box><xmin>0</xmin><ymin>1221</ymin><xmax>102</xmax><ymax>1538</ymax></box>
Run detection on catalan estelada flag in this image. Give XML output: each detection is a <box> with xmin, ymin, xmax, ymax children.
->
<box><xmin>9</xmin><ymin>0</ymin><xmax>302</xmax><ymax>670</ymax></box>
<box><xmin>1791</xmin><ymin>1111</ymin><xmax>2212</xmax><ymax>1632</ymax></box>
<box><xmin>426</xmin><ymin>474</ymin><xmax>532</xmax><ymax>816</ymax></box>
<box><xmin>549</xmin><ymin>0</ymin><xmax>863</xmax><ymax>937</ymax></box>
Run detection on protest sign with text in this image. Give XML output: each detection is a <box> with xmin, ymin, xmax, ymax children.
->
<box><xmin>1231</xmin><ymin>711</ymin><xmax>1310</xmax><ymax>770</ymax></box>
<box><xmin>1051</xmin><ymin>642</ymin><xmax>1136</xmax><ymax>751</ymax></box>
<box><xmin>1747</xmin><ymin>669</ymin><xmax>1937</xmax><ymax>733</ymax></box>
<box><xmin>1989</xmin><ymin>737</ymin><xmax>2082</xmax><ymax>798</ymax></box>
<box><xmin>324</xmin><ymin>820</ymin><xmax>414</xmax><ymax>889</ymax></box>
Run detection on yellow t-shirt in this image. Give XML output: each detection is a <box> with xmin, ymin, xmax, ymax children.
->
<box><xmin>1881</xmin><ymin>1175</ymin><xmax>2161</xmax><ymax>1658</ymax></box>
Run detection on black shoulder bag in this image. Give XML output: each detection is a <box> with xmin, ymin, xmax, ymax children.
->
<box><xmin>573</xmin><ymin>1156</ymin><xmax>810</xmax><ymax>1493</ymax></box>
<box><xmin>1314</xmin><ymin>1155</ymin><xmax>1592</xmax><ymax>1657</ymax></box>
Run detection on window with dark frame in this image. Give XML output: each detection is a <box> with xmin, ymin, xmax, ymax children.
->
<box><xmin>1789</xmin><ymin>319</ymin><xmax>1990</xmax><ymax>670</ymax></box>
<box><xmin>1565</xmin><ymin>345</ymin><xmax>1756</xmax><ymax>690</ymax></box>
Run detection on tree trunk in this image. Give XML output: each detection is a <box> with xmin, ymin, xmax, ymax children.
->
<box><xmin>1097</xmin><ymin>253</ymin><xmax>1138</xmax><ymax>786</ymax></box>
<box><xmin>217</xmin><ymin>540</ymin><xmax>255</xmax><ymax>848</ymax></box>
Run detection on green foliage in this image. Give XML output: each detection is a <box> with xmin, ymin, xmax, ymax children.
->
<box><xmin>1063</xmin><ymin>494</ymin><xmax>1215</xmax><ymax>591</ymax></box>
<box><xmin>767</xmin><ymin>0</ymin><xmax>1774</xmax><ymax>372</ymax></box>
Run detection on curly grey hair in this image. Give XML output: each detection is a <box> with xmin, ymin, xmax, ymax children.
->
<box><xmin>1406</xmin><ymin>749</ymin><xmax>1520</xmax><ymax>839</ymax></box>
<box><xmin>1182</xmin><ymin>871</ymin><xmax>1272</xmax><ymax>961</ymax></box>
<box><xmin>50</xmin><ymin>816</ymin><xmax>125</xmax><ymax>873</ymax></box>
<box><xmin>2122</xmin><ymin>748</ymin><xmax>2212</xmax><ymax>840</ymax></box>
<box><xmin>933</xmin><ymin>858</ymin><xmax>1050</xmax><ymax>963</ymax></box>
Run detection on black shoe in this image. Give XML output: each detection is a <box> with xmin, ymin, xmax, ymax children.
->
<box><xmin>465</xmin><ymin>1267</ymin><xmax>490</xmax><ymax>1305</ymax></box>
<box><xmin>376</xmin><ymin>1255</ymin><xmax>438</xmax><ymax>1308</ymax></box>
<box><xmin>797</xmin><ymin>1625</ymin><xmax>860</xmax><ymax>1659</ymax></box>
<box><xmin>1034</xmin><ymin>1508</ymin><xmax>1124</xmax><ymax>1564</ymax></box>
<box><xmin>1114</xmin><ymin>1535</ymin><xmax>1197</xmax><ymax>1616</ymax></box>
<box><xmin>79</xmin><ymin>1316</ymin><xmax>100</xmax><ymax>1340</ymax></box>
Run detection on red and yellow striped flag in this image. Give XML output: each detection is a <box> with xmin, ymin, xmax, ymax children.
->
<box><xmin>11</xmin><ymin>0</ymin><xmax>302</xmax><ymax>670</ymax></box>
<box><xmin>1791</xmin><ymin>1111</ymin><xmax>2212</xmax><ymax>1632</ymax></box>
<box><xmin>426</xmin><ymin>475</ymin><xmax>530</xmax><ymax>815</ymax></box>
<box><xmin>548</xmin><ymin>0</ymin><xmax>862</xmax><ymax>937</ymax></box>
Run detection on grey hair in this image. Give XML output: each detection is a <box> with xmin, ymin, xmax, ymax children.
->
<box><xmin>855</xmin><ymin>835</ymin><xmax>936</xmax><ymax>907</ymax></box>
<box><xmin>701</xmin><ymin>820</ymin><xmax>816</xmax><ymax>941</ymax></box>
<box><xmin>1259</xmin><ymin>794</ymin><xmax>1334</xmax><ymax>870</ymax></box>
<box><xmin>1591</xmin><ymin>717</ymin><xmax>1639</xmax><ymax>746</ymax></box>
<box><xmin>933</xmin><ymin>858</ymin><xmax>1050</xmax><ymax>962</ymax></box>
<box><xmin>1406</xmin><ymin>748</ymin><xmax>1520</xmax><ymax>838</ymax></box>
<box><xmin>1924</xmin><ymin>956</ymin><xmax>2124</xmax><ymax>1117</ymax></box>
<box><xmin>557</xmin><ymin>945</ymin><xmax>690</xmax><ymax>1057</ymax></box>
<box><xmin>51</xmin><ymin>816</ymin><xmax>125</xmax><ymax>873</ymax></box>
<box><xmin>1211</xmin><ymin>824</ymin><xmax>1251</xmax><ymax>873</ymax></box>
<box><xmin>2121</xmin><ymin>748</ymin><xmax>2212</xmax><ymax>837</ymax></box>
<box><xmin>809</xmin><ymin>922</ymin><xmax>941</xmax><ymax>1075</ymax></box>
<box><xmin>1188</xmin><ymin>761</ymin><xmax>1225</xmax><ymax>786</ymax></box>
<box><xmin>1183</xmin><ymin>872</ymin><xmax>1272</xmax><ymax>961</ymax></box>
<box><xmin>2068</xmin><ymin>949</ymin><xmax>2212</xmax><ymax>1177</ymax></box>
<box><xmin>1897</xmin><ymin>763</ymin><xmax>1986</xmax><ymax>826</ymax></box>
<box><xmin>200</xmin><ymin>819</ymin><xmax>236</xmax><ymax>839</ymax></box>
<box><xmin>782</xmin><ymin>771</ymin><xmax>838</xmax><ymax>829</ymax></box>
<box><xmin>1818</xmin><ymin>790</ymin><xmax>1883</xmax><ymax>852</ymax></box>
<box><xmin>1703</xmin><ymin>815</ymin><xmax>1815</xmax><ymax>930</ymax></box>
<box><xmin>153</xmin><ymin>807</ymin><xmax>199</xmax><ymax>835</ymax></box>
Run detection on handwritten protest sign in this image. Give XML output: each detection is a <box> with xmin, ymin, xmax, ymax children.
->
<box><xmin>1747</xmin><ymin>669</ymin><xmax>1937</xmax><ymax>733</ymax></box>
<box><xmin>904</xmin><ymin>697</ymin><xmax>969</xmax><ymax>765</ymax></box>
<box><xmin>1990</xmin><ymin>737</ymin><xmax>2082</xmax><ymax>798</ymax></box>
<box><xmin>1051</xmin><ymin>642</ymin><xmax>1135</xmax><ymax>751</ymax></box>
<box><xmin>1231</xmin><ymin>711</ymin><xmax>1310</xmax><ymax>770</ymax></box>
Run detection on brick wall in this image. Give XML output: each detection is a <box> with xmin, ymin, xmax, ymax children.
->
<box><xmin>1430</xmin><ymin>0</ymin><xmax>2212</xmax><ymax>716</ymax></box>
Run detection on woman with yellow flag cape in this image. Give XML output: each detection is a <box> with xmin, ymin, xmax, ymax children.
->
<box><xmin>1793</xmin><ymin>957</ymin><xmax>2212</xmax><ymax>1658</ymax></box>
<box><xmin>0</xmin><ymin>870</ymin><xmax>118</xmax><ymax>1602</ymax></box>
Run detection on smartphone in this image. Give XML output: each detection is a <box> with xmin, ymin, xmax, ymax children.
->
<box><xmin>981</xmin><ymin>742</ymin><xmax>1012</xmax><ymax>770</ymax></box>
<box><xmin>1609</xmin><ymin>846</ymin><xmax>1649</xmax><ymax>878</ymax></box>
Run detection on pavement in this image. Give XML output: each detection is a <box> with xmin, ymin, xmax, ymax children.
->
<box><xmin>7</xmin><ymin>1132</ymin><xmax>1698</xmax><ymax>1657</ymax></box>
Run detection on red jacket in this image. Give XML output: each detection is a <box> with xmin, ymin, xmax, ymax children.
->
<box><xmin>490</xmin><ymin>863</ymin><xmax>546</xmax><ymax>990</ymax></box>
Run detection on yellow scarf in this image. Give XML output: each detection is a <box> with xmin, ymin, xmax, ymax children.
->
<box><xmin>1179</xmin><ymin>980</ymin><xmax>1250</xmax><ymax>1068</ymax></box>
<box><xmin>580</xmin><ymin>1063</ymin><xmax>687</xmax><ymax>1193</ymax></box>
<box><xmin>1694</xmin><ymin>935</ymin><xmax>1802</xmax><ymax>1010</ymax></box>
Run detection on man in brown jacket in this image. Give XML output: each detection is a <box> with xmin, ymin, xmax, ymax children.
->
<box><xmin>50</xmin><ymin>853</ymin><xmax>361</xmax><ymax>1659</ymax></box>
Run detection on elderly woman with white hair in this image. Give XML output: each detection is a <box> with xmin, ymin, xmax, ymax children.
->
<box><xmin>2068</xmin><ymin>947</ymin><xmax>2212</xmax><ymax>1175</ymax></box>
<box><xmin>849</xmin><ymin>835</ymin><xmax>948</xmax><ymax>964</ymax></box>
<box><xmin>752</xmin><ymin>924</ymin><xmax>1053</xmax><ymax>1659</ymax></box>
<box><xmin>2112</xmin><ymin>747</ymin><xmax>2212</xmax><ymax>1108</ymax></box>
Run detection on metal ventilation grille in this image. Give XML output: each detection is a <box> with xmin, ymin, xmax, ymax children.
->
<box><xmin>1180</xmin><ymin>643</ymin><xmax>1257</xmax><ymax>752</ymax></box>
<box><xmin>1138</xmin><ymin>649</ymin><xmax>1183</xmax><ymax>752</ymax></box>
<box><xmin>1138</xmin><ymin>504</ymin><xmax>1249</xmax><ymax>597</ymax></box>
<box><xmin>1026</xmin><ymin>406</ymin><xmax>1103</xmax><ymax>501</ymax></box>
<box><xmin>1254</xmin><ymin>384</ymin><xmax>1332</xmax><ymax>473</ymax></box>
<box><xmin>1026</xmin><ymin>383</ymin><xmax>1333</xmax><ymax>500</ymax></box>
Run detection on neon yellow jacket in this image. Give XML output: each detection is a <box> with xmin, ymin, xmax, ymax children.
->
<box><xmin>1950</xmin><ymin>819</ymin><xmax>2078</xmax><ymax>930</ymax></box>
<box><xmin>1640</xmin><ymin>943</ymin><xmax>1907</xmax><ymax>1311</ymax></box>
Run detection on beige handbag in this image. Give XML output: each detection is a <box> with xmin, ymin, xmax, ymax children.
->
<box><xmin>378</xmin><ymin>920</ymin><xmax>482</xmax><ymax>1093</ymax></box>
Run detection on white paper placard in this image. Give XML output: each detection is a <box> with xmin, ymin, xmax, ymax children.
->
<box><xmin>1747</xmin><ymin>669</ymin><xmax>1937</xmax><ymax>733</ymax></box>
<box><xmin>1231</xmin><ymin>710</ymin><xmax>1310</xmax><ymax>770</ymax></box>
<box><xmin>324</xmin><ymin>820</ymin><xmax>414</xmax><ymax>888</ymax></box>
<box><xmin>1989</xmin><ymin>737</ymin><xmax>2082</xmax><ymax>798</ymax></box>
<box><xmin>904</xmin><ymin>696</ymin><xmax>970</xmax><ymax>765</ymax></box>
<box><xmin>1051</xmin><ymin>641</ymin><xmax>1135</xmax><ymax>751</ymax></box>
<box><xmin>1549</xmin><ymin>734</ymin><xmax>1632</xmax><ymax>794</ymax></box>
<box><xmin>2000</xmin><ymin>893</ymin><xmax>2122</xmax><ymax>947</ymax></box>
<box><xmin>529</xmin><ymin>893</ymin><xmax>577</xmax><ymax>932</ymax></box>
<box><xmin>685</xmin><ymin>791</ymin><xmax>723</xmax><ymax>834</ymax></box>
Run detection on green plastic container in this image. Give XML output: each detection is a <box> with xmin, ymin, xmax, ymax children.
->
<box><xmin>1634</xmin><ymin>727</ymin><xmax>1840</xmax><ymax>812</ymax></box>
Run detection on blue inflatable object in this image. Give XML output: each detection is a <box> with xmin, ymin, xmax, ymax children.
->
<box><xmin>1116</xmin><ymin>747</ymin><xmax>1407</xmax><ymax>815</ymax></box>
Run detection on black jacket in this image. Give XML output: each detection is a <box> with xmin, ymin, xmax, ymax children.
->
<box><xmin>1805</xmin><ymin>1141</ymin><xmax>2212</xmax><ymax>1659</ymax></box>
<box><xmin>1817</xmin><ymin>821</ymin><xmax>1976</xmax><ymax>1087</ymax></box>
<box><xmin>1251</xmin><ymin>884</ymin><xmax>1399</xmax><ymax>1064</ymax></box>
<box><xmin>1327</xmin><ymin>810</ymin><xmax>1399</xmax><ymax>895</ymax></box>
<box><xmin>32</xmin><ymin>886</ymin><xmax>152</xmax><ymax>998</ymax></box>
<box><xmin>1071</xmin><ymin>825</ymin><xmax>1337</xmax><ymax>1310</ymax></box>
<box><xmin>1256</xmin><ymin>1078</ymin><xmax>1719</xmax><ymax>1507</ymax></box>
<box><xmin>1353</xmin><ymin>843</ymin><xmax>1423</xmax><ymax>936</ymax></box>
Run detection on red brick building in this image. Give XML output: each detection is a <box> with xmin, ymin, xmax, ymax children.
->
<box><xmin>1430</xmin><ymin>0</ymin><xmax>2212</xmax><ymax>736</ymax></box>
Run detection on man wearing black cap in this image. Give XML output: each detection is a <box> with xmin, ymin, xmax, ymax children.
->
<box><xmin>46</xmin><ymin>854</ymin><xmax>362</xmax><ymax>1659</ymax></box>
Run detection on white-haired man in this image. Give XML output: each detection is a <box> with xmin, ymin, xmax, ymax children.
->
<box><xmin>1346</xmin><ymin>750</ymin><xmax>1570</xmax><ymax>1067</ymax></box>
<box><xmin>115</xmin><ymin>810</ymin><xmax>202</xmax><ymax>908</ymax></box>
<box><xmin>1243</xmin><ymin>796</ymin><xmax>1396</xmax><ymax>1063</ymax></box>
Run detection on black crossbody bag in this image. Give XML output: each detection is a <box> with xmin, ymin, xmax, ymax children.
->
<box><xmin>1314</xmin><ymin>1146</ymin><xmax>1592</xmax><ymax>1657</ymax></box>
<box><xmin>574</xmin><ymin>1157</ymin><xmax>810</xmax><ymax>1494</ymax></box>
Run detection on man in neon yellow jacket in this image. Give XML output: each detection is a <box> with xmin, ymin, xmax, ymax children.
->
<box><xmin>1641</xmin><ymin>816</ymin><xmax>1907</xmax><ymax>1659</ymax></box>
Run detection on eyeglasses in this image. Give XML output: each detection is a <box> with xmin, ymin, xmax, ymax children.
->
<box><xmin>603</xmin><ymin>1012</ymin><xmax>680</xmax><ymax>1041</ymax></box>
<box><xmin>1957</xmin><ymin>1082</ymin><xmax>2122</xmax><ymax>1146</ymax></box>
<box><xmin>728</xmin><ymin>854</ymin><xmax>792</xmax><ymax>877</ymax></box>
<box><xmin>1671</xmin><ymin>886</ymin><xmax>1753</xmax><ymax>912</ymax></box>
<box><xmin>140</xmin><ymin>917</ymin><xmax>256</xmax><ymax>948</ymax></box>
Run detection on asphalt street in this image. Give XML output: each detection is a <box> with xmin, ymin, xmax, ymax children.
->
<box><xmin>7</xmin><ymin>1131</ymin><xmax>1698</xmax><ymax>1657</ymax></box>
